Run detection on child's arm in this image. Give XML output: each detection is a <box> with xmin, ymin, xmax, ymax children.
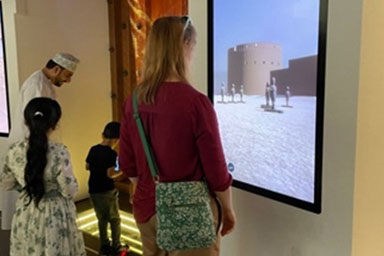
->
<box><xmin>128</xmin><ymin>177</ymin><xmax>137</xmax><ymax>204</ymax></box>
<box><xmin>85</xmin><ymin>148</ymin><xmax>92</xmax><ymax>171</ymax></box>
<box><xmin>107</xmin><ymin>167</ymin><xmax>122</xmax><ymax>179</ymax></box>
<box><xmin>128</xmin><ymin>177</ymin><xmax>138</xmax><ymax>183</ymax></box>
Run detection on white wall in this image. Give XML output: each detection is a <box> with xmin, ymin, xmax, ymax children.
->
<box><xmin>189</xmin><ymin>0</ymin><xmax>363</xmax><ymax>255</ymax></box>
<box><xmin>0</xmin><ymin>0</ymin><xmax>112</xmax><ymax>201</ymax></box>
<box><xmin>0</xmin><ymin>0</ymin><xmax>21</xmax><ymax>211</ymax></box>
<box><xmin>189</xmin><ymin>0</ymin><xmax>207</xmax><ymax>93</ymax></box>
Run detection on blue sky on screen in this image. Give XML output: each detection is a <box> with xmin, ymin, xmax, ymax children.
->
<box><xmin>214</xmin><ymin>0</ymin><xmax>320</xmax><ymax>71</ymax></box>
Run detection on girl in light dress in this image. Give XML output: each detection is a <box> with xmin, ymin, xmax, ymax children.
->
<box><xmin>0</xmin><ymin>97</ymin><xmax>85</xmax><ymax>256</ymax></box>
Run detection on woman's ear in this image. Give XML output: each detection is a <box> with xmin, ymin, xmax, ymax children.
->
<box><xmin>184</xmin><ymin>39</ymin><xmax>191</xmax><ymax>45</ymax></box>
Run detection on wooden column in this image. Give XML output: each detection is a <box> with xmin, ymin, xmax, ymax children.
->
<box><xmin>108</xmin><ymin>0</ymin><xmax>189</xmax><ymax>120</ymax></box>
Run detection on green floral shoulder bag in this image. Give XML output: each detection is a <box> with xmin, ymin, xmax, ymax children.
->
<box><xmin>132</xmin><ymin>90</ymin><xmax>216</xmax><ymax>251</ymax></box>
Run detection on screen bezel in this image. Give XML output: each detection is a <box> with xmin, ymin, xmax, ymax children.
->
<box><xmin>0</xmin><ymin>2</ymin><xmax>11</xmax><ymax>137</ymax></box>
<box><xmin>207</xmin><ymin>0</ymin><xmax>329</xmax><ymax>214</ymax></box>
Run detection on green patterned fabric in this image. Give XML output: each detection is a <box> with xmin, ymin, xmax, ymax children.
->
<box><xmin>156</xmin><ymin>181</ymin><xmax>216</xmax><ymax>251</ymax></box>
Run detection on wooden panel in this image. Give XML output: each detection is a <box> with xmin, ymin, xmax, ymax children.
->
<box><xmin>108</xmin><ymin>0</ymin><xmax>122</xmax><ymax>121</ymax></box>
<box><xmin>121</xmin><ymin>0</ymin><xmax>137</xmax><ymax>101</ymax></box>
<box><xmin>147</xmin><ymin>0</ymin><xmax>188</xmax><ymax>20</ymax></box>
<box><xmin>126</xmin><ymin>0</ymin><xmax>189</xmax><ymax>87</ymax></box>
<box><xmin>109</xmin><ymin>0</ymin><xmax>189</xmax><ymax>120</ymax></box>
<box><xmin>128</xmin><ymin>0</ymin><xmax>151</xmax><ymax>84</ymax></box>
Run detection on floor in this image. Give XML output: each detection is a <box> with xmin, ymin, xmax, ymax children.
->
<box><xmin>0</xmin><ymin>213</ymin><xmax>11</xmax><ymax>256</ymax></box>
<box><xmin>0</xmin><ymin>191</ymin><xmax>139</xmax><ymax>256</ymax></box>
<box><xmin>76</xmin><ymin>191</ymin><xmax>140</xmax><ymax>256</ymax></box>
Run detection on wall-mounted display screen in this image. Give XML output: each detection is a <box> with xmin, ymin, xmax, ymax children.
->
<box><xmin>0</xmin><ymin>2</ymin><xmax>10</xmax><ymax>137</ymax></box>
<box><xmin>208</xmin><ymin>0</ymin><xmax>328</xmax><ymax>213</ymax></box>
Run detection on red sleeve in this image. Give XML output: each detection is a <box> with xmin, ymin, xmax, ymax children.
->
<box><xmin>119</xmin><ymin>99</ymin><xmax>138</xmax><ymax>177</ymax></box>
<box><xmin>193</xmin><ymin>94</ymin><xmax>232</xmax><ymax>191</ymax></box>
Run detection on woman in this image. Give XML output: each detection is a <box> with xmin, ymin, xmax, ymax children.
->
<box><xmin>119</xmin><ymin>16</ymin><xmax>235</xmax><ymax>256</ymax></box>
<box><xmin>0</xmin><ymin>97</ymin><xmax>86</xmax><ymax>256</ymax></box>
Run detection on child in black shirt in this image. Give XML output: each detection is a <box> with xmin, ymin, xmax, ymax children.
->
<box><xmin>86</xmin><ymin>121</ymin><xmax>128</xmax><ymax>255</ymax></box>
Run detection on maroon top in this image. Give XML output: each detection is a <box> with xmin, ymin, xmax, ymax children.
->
<box><xmin>119</xmin><ymin>82</ymin><xmax>232</xmax><ymax>223</ymax></box>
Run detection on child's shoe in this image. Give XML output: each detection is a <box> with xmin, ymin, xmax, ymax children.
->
<box><xmin>111</xmin><ymin>244</ymin><xmax>130</xmax><ymax>256</ymax></box>
<box><xmin>99</xmin><ymin>243</ymin><xmax>113</xmax><ymax>256</ymax></box>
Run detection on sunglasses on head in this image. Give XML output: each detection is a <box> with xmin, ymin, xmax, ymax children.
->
<box><xmin>181</xmin><ymin>16</ymin><xmax>192</xmax><ymax>31</ymax></box>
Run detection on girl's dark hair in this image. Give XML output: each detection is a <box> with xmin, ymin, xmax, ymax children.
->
<box><xmin>23</xmin><ymin>97</ymin><xmax>61</xmax><ymax>206</ymax></box>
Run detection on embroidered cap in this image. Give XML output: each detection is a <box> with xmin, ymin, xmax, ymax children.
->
<box><xmin>51</xmin><ymin>53</ymin><xmax>80</xmax><ymax>72</ymax></box>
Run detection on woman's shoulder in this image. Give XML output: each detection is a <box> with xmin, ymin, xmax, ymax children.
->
<box><xmin>164</xmin><ymin>81</ymin><xmax>208</xmax><ymax>100</ymax></box>
<box><xmin>170</xmin><ymin>81</ymin><xmax>200</xmax><ymax>92</ymax></box>
<box><xmin>163</xmin><ymin>82</ymin><xmax>213</xmax><ymax>111</ymax></box>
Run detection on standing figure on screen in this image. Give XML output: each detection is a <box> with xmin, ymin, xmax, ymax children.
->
<box><xmin>265</xmin><ymin>82</ymin><xmax>271</xmax><ymax>107</ymax></box>
<box><xmin>285</xmin><ymin>86</ymin><xmax>291</xmax><ymax>107</ymax></box>
<box><xmin>221</xmin><ymin>82</ymin><xmax>225</xmax><ymax>103</ymax></box>
<box><xmin>231</xmin><ymin>83</ymin><xmax>236</xmax><ymax>102</ymax></box>
<box><xmin>270</xmin><ymin>77</ymin><xmax>277</xmax><ymax>110</ymax></box>
<box><xmin>240</xmin><ymin>84</ymin><xmax>244</xmax><ymax>103</ymax></box>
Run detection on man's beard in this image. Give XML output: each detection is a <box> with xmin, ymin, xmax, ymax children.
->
<box><xmin>54</xmin><ymin>79</ymin><xmax>63</xmax><ymax>87</ymax></box>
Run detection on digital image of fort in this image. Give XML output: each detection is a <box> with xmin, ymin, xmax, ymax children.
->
<box><xmin>271</xmin><ymin>55</ymin><xmax>317</xmax><ymax>96</ymax></box>
<box><xmin>227</xmin><ymin>42</ymin><xmax>317</xmax><ymax>96</ymax></box>
<box><xmin>227</xmin><ymin>42</ymin><xmax>282</xmax><ymax>95</ymax></box>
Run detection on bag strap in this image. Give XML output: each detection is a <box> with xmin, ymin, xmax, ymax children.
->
<box><xmin>132</xmin><ymin>90</ymin><xmax>159</xmax><ymax>180</ymax></box>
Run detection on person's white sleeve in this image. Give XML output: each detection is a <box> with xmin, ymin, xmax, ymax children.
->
<box><xmin>57</xmin><ymin>147</ymin><xmax>78</xmax><ymax>199</ymax></box>
<box><xmin>21</xmin><ymin>82</ymin><xmax>43</xmax><ymax>112</ymax></box>
<box><xmin>15</xmin><ymin>82</ymin><xmax>43</xmax><ymax>138</ymax></box>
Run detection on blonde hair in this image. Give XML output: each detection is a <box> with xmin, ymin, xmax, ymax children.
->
<box><xmin>137</xmin><ymin>16</ymin><xmax>196</xmax><ymax>105</ymax></box>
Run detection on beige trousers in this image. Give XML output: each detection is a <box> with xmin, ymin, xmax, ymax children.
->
<box><xmin>136</xmin><ymin>198</ymin><xmax>221</xmax><ymax>256</ymax></box>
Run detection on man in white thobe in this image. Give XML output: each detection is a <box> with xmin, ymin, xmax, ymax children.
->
<box><xmin>1</xmin><ymin>53</ymin><xmax>79</xmax><ymax>230</ymax></box>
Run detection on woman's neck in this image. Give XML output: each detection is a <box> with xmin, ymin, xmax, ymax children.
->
<box><xmin>164</xmin><ymin>74</ymin><xmax>182</xmax><ymax>82</ymax></box>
